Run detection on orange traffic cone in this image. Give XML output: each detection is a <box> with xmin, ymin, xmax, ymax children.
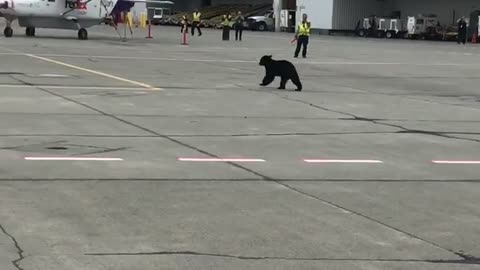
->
<box><xmin>181</xmin><ymin>24</ymin><xmax>188</xmax><ymax>45</ymax></box>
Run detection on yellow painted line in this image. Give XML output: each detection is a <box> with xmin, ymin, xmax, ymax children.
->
<box><xmin>25</xmin><ymin>54</ymin><xmax>162</xmax><ymax>90</ymax></box>
<box><xmin>0</xmin><ymin>84</ymin><xmax>151</xmax><ymax>91</ymax></box>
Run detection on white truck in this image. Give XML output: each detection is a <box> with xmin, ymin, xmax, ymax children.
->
<box><xmin>247</xmin><ymin>10</ymin><xmax>274</xmax><ymax>31</ymax></box>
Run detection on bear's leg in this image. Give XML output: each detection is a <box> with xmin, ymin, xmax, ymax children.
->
<box><xmin>260</xmin><ymin>75</ymin><xmax>275</xmax><ymax>86</ymax></box>
<box><xmin>278</xmin><ymin>76</ymin><xmax>288</xmax><ymax>89</ymax></box>
<box><xmin>291</xmin><ymin>74</ymin><xmax>302</xmax><ymax>91</ymax></box>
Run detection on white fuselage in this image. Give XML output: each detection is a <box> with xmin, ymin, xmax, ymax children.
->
<box><xmin>0</xmin><ymin>0</ymin><xmax>118</xmax><ymax>29</ymax></box>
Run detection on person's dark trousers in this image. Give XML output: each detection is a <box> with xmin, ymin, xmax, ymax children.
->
<box><xmin>294</xmin><ymin>35</ymin><xmax>309</xmax><ymax>57</ymax></box>
<box><xmin>235</xmin><ymin>25</ymin><xmax>243</xmax><ymax>40</ymax></box>
<box><xmin>192</xmin><ymin>21</ymin><xmax>202</xmax><ymax>36</ymax></box>
<box><xmin>222</xmin><ymin>26</ymin><xmax>230</xmax><ymax>40</ymax></box>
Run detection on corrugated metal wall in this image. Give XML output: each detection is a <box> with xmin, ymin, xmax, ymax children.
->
<box><xmin>389</xmin><ymin>0</ymin><xmax>480</xmax><ymax>26</ymax></box>
<box><xmin>211</xmin><ymin>0</ymin><xmax>271</xmax><ymax>5</ymax></box>
<box><xmin>332</xmin><ymin>0</ymin><xmax>386</xmax><ymax>30</ymax></box>
<box><xmin>297</xmin><ymin>0</ymin><xmax>334</xmax><ymax>30</ymax></box>
<box><xmin>166</xmin><ymin>0</ymin><xmax>202</xmax><ymax>12</ymax></box>
<box><xmin>172</xmin><ymin>0</ymin><xmax>271</xmax><ymax>12</ymax></box>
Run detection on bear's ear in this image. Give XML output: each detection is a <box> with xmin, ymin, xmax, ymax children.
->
<box><xmin>267</xmin><ymin>55</ymin><xmax>272</xmax><ymax>58</ymax></box>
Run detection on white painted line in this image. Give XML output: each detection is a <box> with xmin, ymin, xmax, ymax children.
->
<box><xmin>304</xmin><ymin>159</ymin><xmax>384</xmax><ymax>163</ymax></box>
<box><xmin>178</xmin><ymin>158</ymin><xmax>266</xmax><ymax>162</ymax></box>
<box><xmin>24</xmin><ymin>157</ymin><xmax>123</xmax><ymax>161</ymax></box>
<box><xmin>2</xmin><ymin>52</ymin><xmax>477</xmax><ymax>66</ymax></box>
<box><xmin>25</xmin><ymin>54</ymin><xmax>161</xmax><ymax>90</ymax></box>
<box><xmin>432</xmin><ymin>160</ymin><xmax>480</xmax><ymax>164</ymax></box>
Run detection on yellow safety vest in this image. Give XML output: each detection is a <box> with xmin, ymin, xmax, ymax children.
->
<box><xmin>298</xmin><ymin>22</ymin><xmax>311</xmax><ymax>36</ymax></box>
<box><xmin>193</xmin><ymin>12</ymin><xmax>201</xmax><ymax>22</ymax></box>
<box><xmin>223</xmin><ymin>15</ymin><xmax>232</xmax><ymax>26</ymax></box>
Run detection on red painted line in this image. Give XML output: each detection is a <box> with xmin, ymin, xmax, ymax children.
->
<box><xmin>178</xmin><ymin>158</ymin><xmax>266</xmax><ymax>162</ymax></box>
<box><xmin>432</xmin><ymin>160</ymin><xmax>480</xmax><ymax>164</ymax></box>
<box><xmin>24</xmin><ymin>157</ymin><xmax>123</xmax><ymax>161</ymax></box>
<box><xmin>304</xmin><ymin>159</ymin><xmax>383</xmax><ymax>163</ymax></box>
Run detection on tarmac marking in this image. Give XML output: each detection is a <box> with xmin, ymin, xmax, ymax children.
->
<box><xmin>432</xmin><ymin>160</ymin><xmax>480</xmax><ymax>164</ymax></box>
<box><xmin>24</xmin><ymin>54</ymin><xmax>162</xmax><ymax>90</ymax></box>
<box><xmin>1</xmin><ymin>53</ymin><xmax>475</xmax><ymax>66</ymax></box>
<box><xmin>0</xmin><ymin>84</ymin><xmax>154</xmax><ymax>91</ymax></box>
<box><xmin>304</xmin><ymin>159</ymin><xmax>384</xmax><ymax>164</ymax></box>
<box><xmin>24</xmin><ymin>157</ymin><xmax>123</xmax><ymax>161</ymax></box>
<box><xmin>178</xmin><ymin>158</ymin><xmax>266</xmax><ymax>162</ymax></box>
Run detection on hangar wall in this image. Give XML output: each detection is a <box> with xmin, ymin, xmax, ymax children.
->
<box><xmin>332</xmin><ymin>0</ymin><xmax>386</xmax><ymax>30</ymax></box>
<box><xmin>211</xmin><ymin>0</ymin><xmax>271</xmax><ymax>5</ymax></box>
<box><xmin>389</xmin><ymin>0</ymin><xmax>480</xmax><ymax>25</ymax></box>
<box><xmin>169</xmin><ymin>0</ymin><xmax>202</xmax><ymax>12</ymax></box>
<box><xmin>325</xmin><ymin>0</ymin><xmax>480</xmax><ymax>31</ymax></box>
<box><xmin>172</xmin><ymin>0</ymin><xmax>272</xmax><ymax>12</ymax></box>
<box><xmin>297</xmin><ymin>0</ymin><xmax>334</xmax><ymax>29</ymax></box>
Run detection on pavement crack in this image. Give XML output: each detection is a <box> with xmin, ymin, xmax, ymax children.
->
<box><xmin>167</xmin><ymin>131</ymin><xmax>398</xmax><ymax>138</ymax></box>
<box><xmin>0</xmin><ymin>140</ymin><xmax>68</xmax><ymax>150</ymax></box>
<box><xmin>275</xmin><ymin>181</ymin><xmax>469</xmax><ymax>261</ymax></box>
<box><xmin>0</xmin><ymin>178</ymin><xmax>479</xmax><ymax>182</ymax></box>
<box><xmin>450</xmin><ymin>253</ymin><xmax>480</xmax><ymax>264</ymax></box>
<box><xmin>273</xmin><ymin>93</ymin><xmax>480</xmax><ymax>144</ymax></box>
<box><xmin>72</xmin><ymin>146</ymin><xmax>131</xmax><ymax>156</ymax></box>
<box><xmin>85</xmin><ymin>250</ymin><xmax>480</xmax><ymax>264</ymax></box>
<box><xmin>27</xmin><ymin>86</ymin><xmax>270</xmax><ymax>180</ymax></box>
<box><xmin>0</xmin><ymin>224</ymin><xmax>25</xmax><ymax>270</ymax></box>
<box><xmin>272</xmin><ymin>93</ymin><xmax>358</xmax><ymax>119</ymax></box>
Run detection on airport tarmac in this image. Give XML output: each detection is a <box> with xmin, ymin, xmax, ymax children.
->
<box><xmin>1</xmin><ymin>23</ymin><xmax>480</xmax><ymax>270</ymax></box>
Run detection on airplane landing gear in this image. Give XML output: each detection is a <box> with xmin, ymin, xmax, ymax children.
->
<box><xmin>4</xmin><ymin>25</ymin><xmax>13</xmax><ymax>37</ymax></box>
<box><xmin>78</xmin><ymin>28</ymin><xmax>87</xmax><ymax>40</ymax></box>
<box><xmin>4</xmin><ymin>20</ymin><xmax>13</xmax><ymax>37</ymax></box>
<box><xmin>26</xmin><ymin>27</ymin><xmax>35</xmax><ymax>37</ymax></box>
<box><xmin>4</xmin><ymin>27</ymin><xmax>13</xmax><ymax>37</ymax></box>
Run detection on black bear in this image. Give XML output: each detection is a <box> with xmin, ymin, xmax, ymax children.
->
<box><xmin>259</xmin><ymin>55</ymin><xmax>302</xmax><ymax>91</ymax></box>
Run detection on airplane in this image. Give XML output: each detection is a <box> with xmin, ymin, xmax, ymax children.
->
<box><xmin>0</xmin><ymin>0</ymin><xmax>173</xmax><ymax>40</ymax></box>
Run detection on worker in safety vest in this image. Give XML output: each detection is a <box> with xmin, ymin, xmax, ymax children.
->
<box><xmin>221</xmin><ymin>13</ymin><xmax>233</xmax><ymax>40</ymax></box>
<box><xmin>294</xmin><ymin>13</ymin><xmax>311</xmax><ymax>58</ymax></box>
<box><xmin>192</xmin><ymin>9</ymin><xmax>202</xmax><ymax>36</ymax></box>
<box><xmin>180</xmin><ymin>14</ymin><xmax>188</xmax><ymax>33</ymax></box>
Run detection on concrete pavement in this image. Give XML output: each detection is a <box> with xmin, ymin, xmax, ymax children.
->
<box><xmin>1</xmin><ymin>23</ymin><xmax>480</xmax><ymax>269</ymax></box>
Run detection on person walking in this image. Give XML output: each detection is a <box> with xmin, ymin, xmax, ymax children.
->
<box><xmin>457</xmin><ymin>17</ymin><xmax>467</xmax><ymax>45</ymax></box>
<box><xmin>234</xmin><ymin>11</ymin><xmax>245</xmax><ymax>41</ymax></box>
<box><xmin>192</xmin><ymin>9</ymin><xmax>202</xmax><ymax>36</ymax></box>
<box><xmin>222</xmin><ymin>13</ymin><xmax>232</xmax><ymax>41</ymax></box>
<box><xmin>294</xmin><ymin>13</ymin><xmax>311</xmax><ymax>58</ymax></box>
